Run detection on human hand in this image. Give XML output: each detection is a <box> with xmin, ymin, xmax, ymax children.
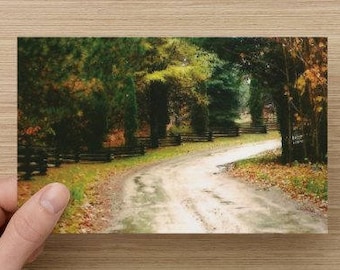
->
<box><xmin>0</xmin><ymin>178</ymin><xmax>70</xmax><ymax>270</ymax></box>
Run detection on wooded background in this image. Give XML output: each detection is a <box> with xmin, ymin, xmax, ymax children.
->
<box><xmin>1</xmin><ymin>0</ymin><xmax>339</xmax><ymax>269</ymax></box>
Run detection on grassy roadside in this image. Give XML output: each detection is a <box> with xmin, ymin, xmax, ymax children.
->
<box><xmin>18</xmin><ymin>131</ymin><xmax>280</xmax><ymax>233</ymax></box>
<box><xmin>228</xmin><ymin>149</ymin><xmax>328</xmax><ymax>213</ymax></box>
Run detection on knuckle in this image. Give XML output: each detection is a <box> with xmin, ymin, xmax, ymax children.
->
<box><xmin>12</xmin><ymin>213</ymin><xmax>44</xmax><ymax>244</ymax></box>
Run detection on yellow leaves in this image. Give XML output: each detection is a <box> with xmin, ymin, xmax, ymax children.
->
<box><xmin>284</xmin><ymin>37</ymin><xmax>327</xmax><ymax>100</ymax></box>
<box><xmin>294</xmin><ymin>68</ymin><xmax>326</xmax><ymax>116</ymax></box>
<box><xmin>316</xmin><ymin>106</ymin><xmax>323</xmax><ymax>113</ymax></box>
<box><xmin>312</xmin><ymin>96</ymin><xmax>325</xmax><ymax>114</ymax></box>
<box><xmin>140</xmin><ymin>39</ymin><xmax>153</xmax><ymax>51</ymax></box>
<box><xmin>318</xmin><ymin>41</ymin><xmax>326</xmax><ymax>48</ymax></box>
<box><xmin>142</xmin><ymin>37</ymin><xmax>216</xmax><ymax>93</ymax></box>
<box><xmin>315</xmin><ymin>96</ymin><xmax>324</xmax><ymax>103</ymax></box>
<box><xmin>77</xmin><ymin>110</ymin><xmax>84</xmax><ymax>117</ymax></box>
<box><xmin>145</xmin><ymin>63</ymin><xmax>210</xmax><ymax>89</ymax></box>
<box><xmin>294</xmin><ymin>62</ymin><xmax>327</xmax><ymax>102</ymax></box>
<box><xmin>294</xmin><ymin>113</ymin><xmax>302</xmax><ymax>122</ymax></box>
<box><xmin>290</xmin><ymin>50</ymin><xmax>297</xmax><ymax>59</ymax></box>
<box><xmin>295</xmin><ymin>75</ymin><xmax>306</xmax><ymax>93</ymax></box>
<box><xmin>144</xmin><ymin>70</ymin><xmax>167</xmax><ymax>83</ymax></box>
<box><xmin>304</xmin><ymin>68</ymin><xmax>321</xmax><ymax>89</ymax></box>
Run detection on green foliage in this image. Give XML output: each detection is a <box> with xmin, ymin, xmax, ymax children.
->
<box><xmin>18</xmin><ymin>37</ymin><xmax>221</xmax><ymax>151</ymax></box>
<box><xmin>18</xmin><ymin>38</ymin><xmax>84</xmax><ymax>146</ymax></box>
<box><xmin>70</xmin><ymin>185</ymin><xmax>85</xmax><ymax>201</ymax></box>
<box><xmin>191</xmin><ymin>102</ymin><xmax>209</xmax><ymax>134</ymax></box>
<box><xmin>18</xmin><ymin>38</ymin><xmax>145</xmax><ymax>151</ymax></box>
<box><xmin>139</xmin><ymin>38</ymin><xmax>219</xmax><ymax>139</ymax></box>
<box><xmin>142</xmin><ymin>38</ymin><xmax>217</xmax><ymax>88</ymax></box>
<box><xmin>200</xmin><ymin>37</ymin><xmax>327</xmax><ymax>163</ymax></box>
<box><xmin>18</xmin><ymin>37</ymin><xmax>327</xmax><ymax>163</ymax></box>
<box><xmin>207</xmin><ymin>62</ymin><xmax>243</xmax><ymax>127</ymax></box>
<box><xmin>124</xmin><ymin>77</ymin><xmax>138</xmax><ymax>146</ymax></box>
<box><xmin>248</xmin><ymin>78</ymin><xmax>264</xmax><ymax>126</ymax></box>
<box><xmin>149</xmin><ymin>81</ymin><xmax>170</xmax><ymax>141</ymax></box>
<box><xmin>306</xmin><ymin>179</ymin><xmax>328</xmax><ymax>200</ymax></box>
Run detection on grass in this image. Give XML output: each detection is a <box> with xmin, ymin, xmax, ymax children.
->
<box><xmin>229</xmin><ymin>149</ymin><xmax>328</xmax><ymax>211</ymax></box>
<box><xmin>18</xmin><ymin>131</ymin><xmax>280</xmax><ymax>233</ymax></box>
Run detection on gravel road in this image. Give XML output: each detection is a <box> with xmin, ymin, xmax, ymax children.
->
<box><xmin>108</xmin><ymin>140</ymin><xmax>327</xmax><ymax>233</ymax></box>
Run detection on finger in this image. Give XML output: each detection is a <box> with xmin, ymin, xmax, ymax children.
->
<box><xmin>26</xmin><ymin>244</ymin><xmax>45</xmax><ymax>264</ymax></box>
<box><xmin>0</xmin><ymin>183</ymin><xmax>70</xmax><ymax>269</ymax></box>
<box><xmin>0</xmin><ymin>209</ymin><xmax>13</xmax><ymax>236</ymax></box>
<box><xmin>0</xmin><ymin>208</ymin><xmax>6</xmax><ymax>228</ymax></box>
<box><xmin>0</xmin><ymin>176</ymin><xmax>17</xmax><ymax>213</ymax></box>
<box><xmin>0</xmin><ymin>176</ymin><xmax>17</xmax><ymax>235</ymax></box>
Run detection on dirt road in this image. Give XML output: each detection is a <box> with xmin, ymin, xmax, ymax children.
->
<box><xmin>108</xmin><ymin>140</ymin><xmax>327</xmax><ymax>233</ymax></box>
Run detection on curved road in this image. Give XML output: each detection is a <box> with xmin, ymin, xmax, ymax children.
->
<box><xmin>109</xmin><ymin>140</ymin><xmax>327</xmax><ymax>233</ymax></box>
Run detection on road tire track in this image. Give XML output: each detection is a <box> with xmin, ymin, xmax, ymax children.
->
<box><xmin>108</xmin><ymin>140</ymin><xmax>327</xmax><ymax>233</ymax></box>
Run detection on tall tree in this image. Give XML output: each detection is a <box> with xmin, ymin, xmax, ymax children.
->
<box><xmin>139</xmin><ymin>38</ymin><xmax>218</xmax><ymax>138</ymax></box>
<box><xmin>18</xmin><ymin>38</ymin><xmax>89</xmax><ymax>149</ymax></box>
<box><xmin>18</xmin><ymin>38</ymin><xmax>145</xmax><ymax>150</ymax></box>
<box><xmin>280</xmin><ymin>37</ymin><xmax>327</xmax><ymax>162</ymax></box>
<box><xmin>191</xmin><ymin>82</ymin><xmax>209</xmax><ymax>134</ymax></box>
<box><xmin>198</xmin><ymin>37</ymin><xmax>327</xmax><ymax>163</ymax></box>
<box><xmin>124</xmin><ymin>77</ymin><xmax>138</xmax><ymax>146</ymax></box>
<box><xmin>206</xmin><ymin>62</ymin><xmax>242</xmax><ymax>128</ymax></box>
<box><xmin>248</xmin><ymin>78</ymin><xmax>264</xmax><ymax>126</ymax></box>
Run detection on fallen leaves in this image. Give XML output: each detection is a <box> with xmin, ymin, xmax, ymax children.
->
<box><xmin>228</xmin><ymin>150</ymin><xmax>328</xmax><ymax>213</ymax></box>
<box><xmin>17</xmin><ymin>163</ymin><xmax>123</xmax><ymax>233</ymax></box>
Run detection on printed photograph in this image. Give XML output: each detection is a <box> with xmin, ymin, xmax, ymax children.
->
<box><xmin>18</xmin><ymin>37</ymin><xmax>327</xmax><ymax>233</ymax></box>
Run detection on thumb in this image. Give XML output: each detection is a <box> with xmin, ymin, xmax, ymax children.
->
<box><xmin>0</xmin><ymin>183</ymin><xmax>70</xmax><ymax>270</ymax></box>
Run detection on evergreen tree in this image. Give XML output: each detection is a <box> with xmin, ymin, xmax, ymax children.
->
<box><xmin>206</xmin><ymin>62</ymin><xmax>242</xmax><ymax>128</ymax></box>
<box><xmin>191</xmin><ymin>83</ymin><xmax>209</xmax><ymax>134</ymax></box>
<box><xmin>248</xmin><ymin>78</ymin><xmax>264</xmax><ymax>126</ymax></box>
<box><xmin>124</xmin><ymin>77</ymin><xmax>138</xmax><ymax>146</ymax></box>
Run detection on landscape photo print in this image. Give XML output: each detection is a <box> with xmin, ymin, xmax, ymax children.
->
<box><xmin>18</xmin><ymin>37</ymin><xmax>327</xmax><ymax>233</ymax></box>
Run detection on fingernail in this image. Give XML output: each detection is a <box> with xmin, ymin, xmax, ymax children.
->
<box><xmin>39</xmin><ymin>184</ymin><xmax>69</xmax><ymax>214</ymax></box>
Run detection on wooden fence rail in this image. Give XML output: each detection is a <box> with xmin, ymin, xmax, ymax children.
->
<box><xmin>18</xmin><ymin>125</ymin><xmax>269</xmax><ymax>180</ymax></box>
<box><xmin>18</xmin><ymin>144</ymin><xmax>146</xmax><ymax>179</ymax></box>
<box><xmin>239</xmin><ymin>125</ymin><xmax>267</xmax><ymax>134</ymax></box>
<box><xmin>178</xmin><ymin>132</ymin><xmax>214</xmax><ymax>142</ymax></box>
<box><xmin>106</xmin><ymin>144</ymin><xmax>146</xmax><ymax>158</ymax></box>
<box><xmin>18</xmin><ymin>146</ymin><xmax>48</xmax><ymax>180</ymax></box>
<box><xmin>137</xmin><ymin>136</ymin><xmax>181</xmax><ymax>148</ymax></box>
<box><xmin>211</xmin><ymin>127</ymin><xmax>240</xmax><ymax>138</ymax></box>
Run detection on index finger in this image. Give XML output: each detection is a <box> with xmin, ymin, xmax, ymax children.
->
<box><xmin>0</xmin><ymin>176</ymin><xmax>17</xmax><ymax>228</ymax></box>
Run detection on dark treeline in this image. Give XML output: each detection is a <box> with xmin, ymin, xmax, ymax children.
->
<box><xmin>18</xmin><ymin>37</ymin><xmax>327</xmax><ymax>163</ymax></box>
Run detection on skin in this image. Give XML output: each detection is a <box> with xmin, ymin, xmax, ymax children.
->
<box><xmin>0</xmin><ymin>177</ymin><xmax>70</xmax><ymax>270</ymax></box>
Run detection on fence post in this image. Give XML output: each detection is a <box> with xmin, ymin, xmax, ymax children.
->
<box><xmin>140</xmin><ymin>143</ymin><xmax>145</xmax><ymax>155</ymax></box>
<box><xmin>75</xmin><ymin>152</ymin><xmax>80</xmax><ymax>163</ymax></box>
<box><xmin>263</xmin><ymin>125</ymin><xmax>268</xmax><ymax>134</ymax></box>
<box><xmin>106</xmin><ymin>151</ymin><xmax>112</xmax><ymax>162</ymax></box>
<box><xmin>39</xmin><ymin>149</ymin><xmax>48</xmax><ymax>175</ymax></box>
<box><xmin>55</xmin><ymin>149</ymin><xmax>62</xmax><ymax>167</ymax></box>
<box><xmin>208</xmin><ymin>131</ymin><xmax>213</xmax><ymax>142</ymax></box>
<box><xmin>23</xmin><ymin>146</ymin><xmax>32</xmax><ymax>180</ymax></box>
<box><xmin>176</xmin><ymin>134</ymin><xmax>182</xmax><ymax>145</ymax></box>
<box><xmin>150</xmin><ymin>136</ymin><xmax>159</xmax><ymax>148</ymax></box>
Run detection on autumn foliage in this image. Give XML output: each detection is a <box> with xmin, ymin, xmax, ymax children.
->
<box><xmin>279</xmin><ymin>38</ymin><xmax>327</xmax><ymax>163</ymax></box>
<box><xmin>229</xmin><ymin>150</ymin><xmax>327</xmax><ymax>213</ymax></box>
